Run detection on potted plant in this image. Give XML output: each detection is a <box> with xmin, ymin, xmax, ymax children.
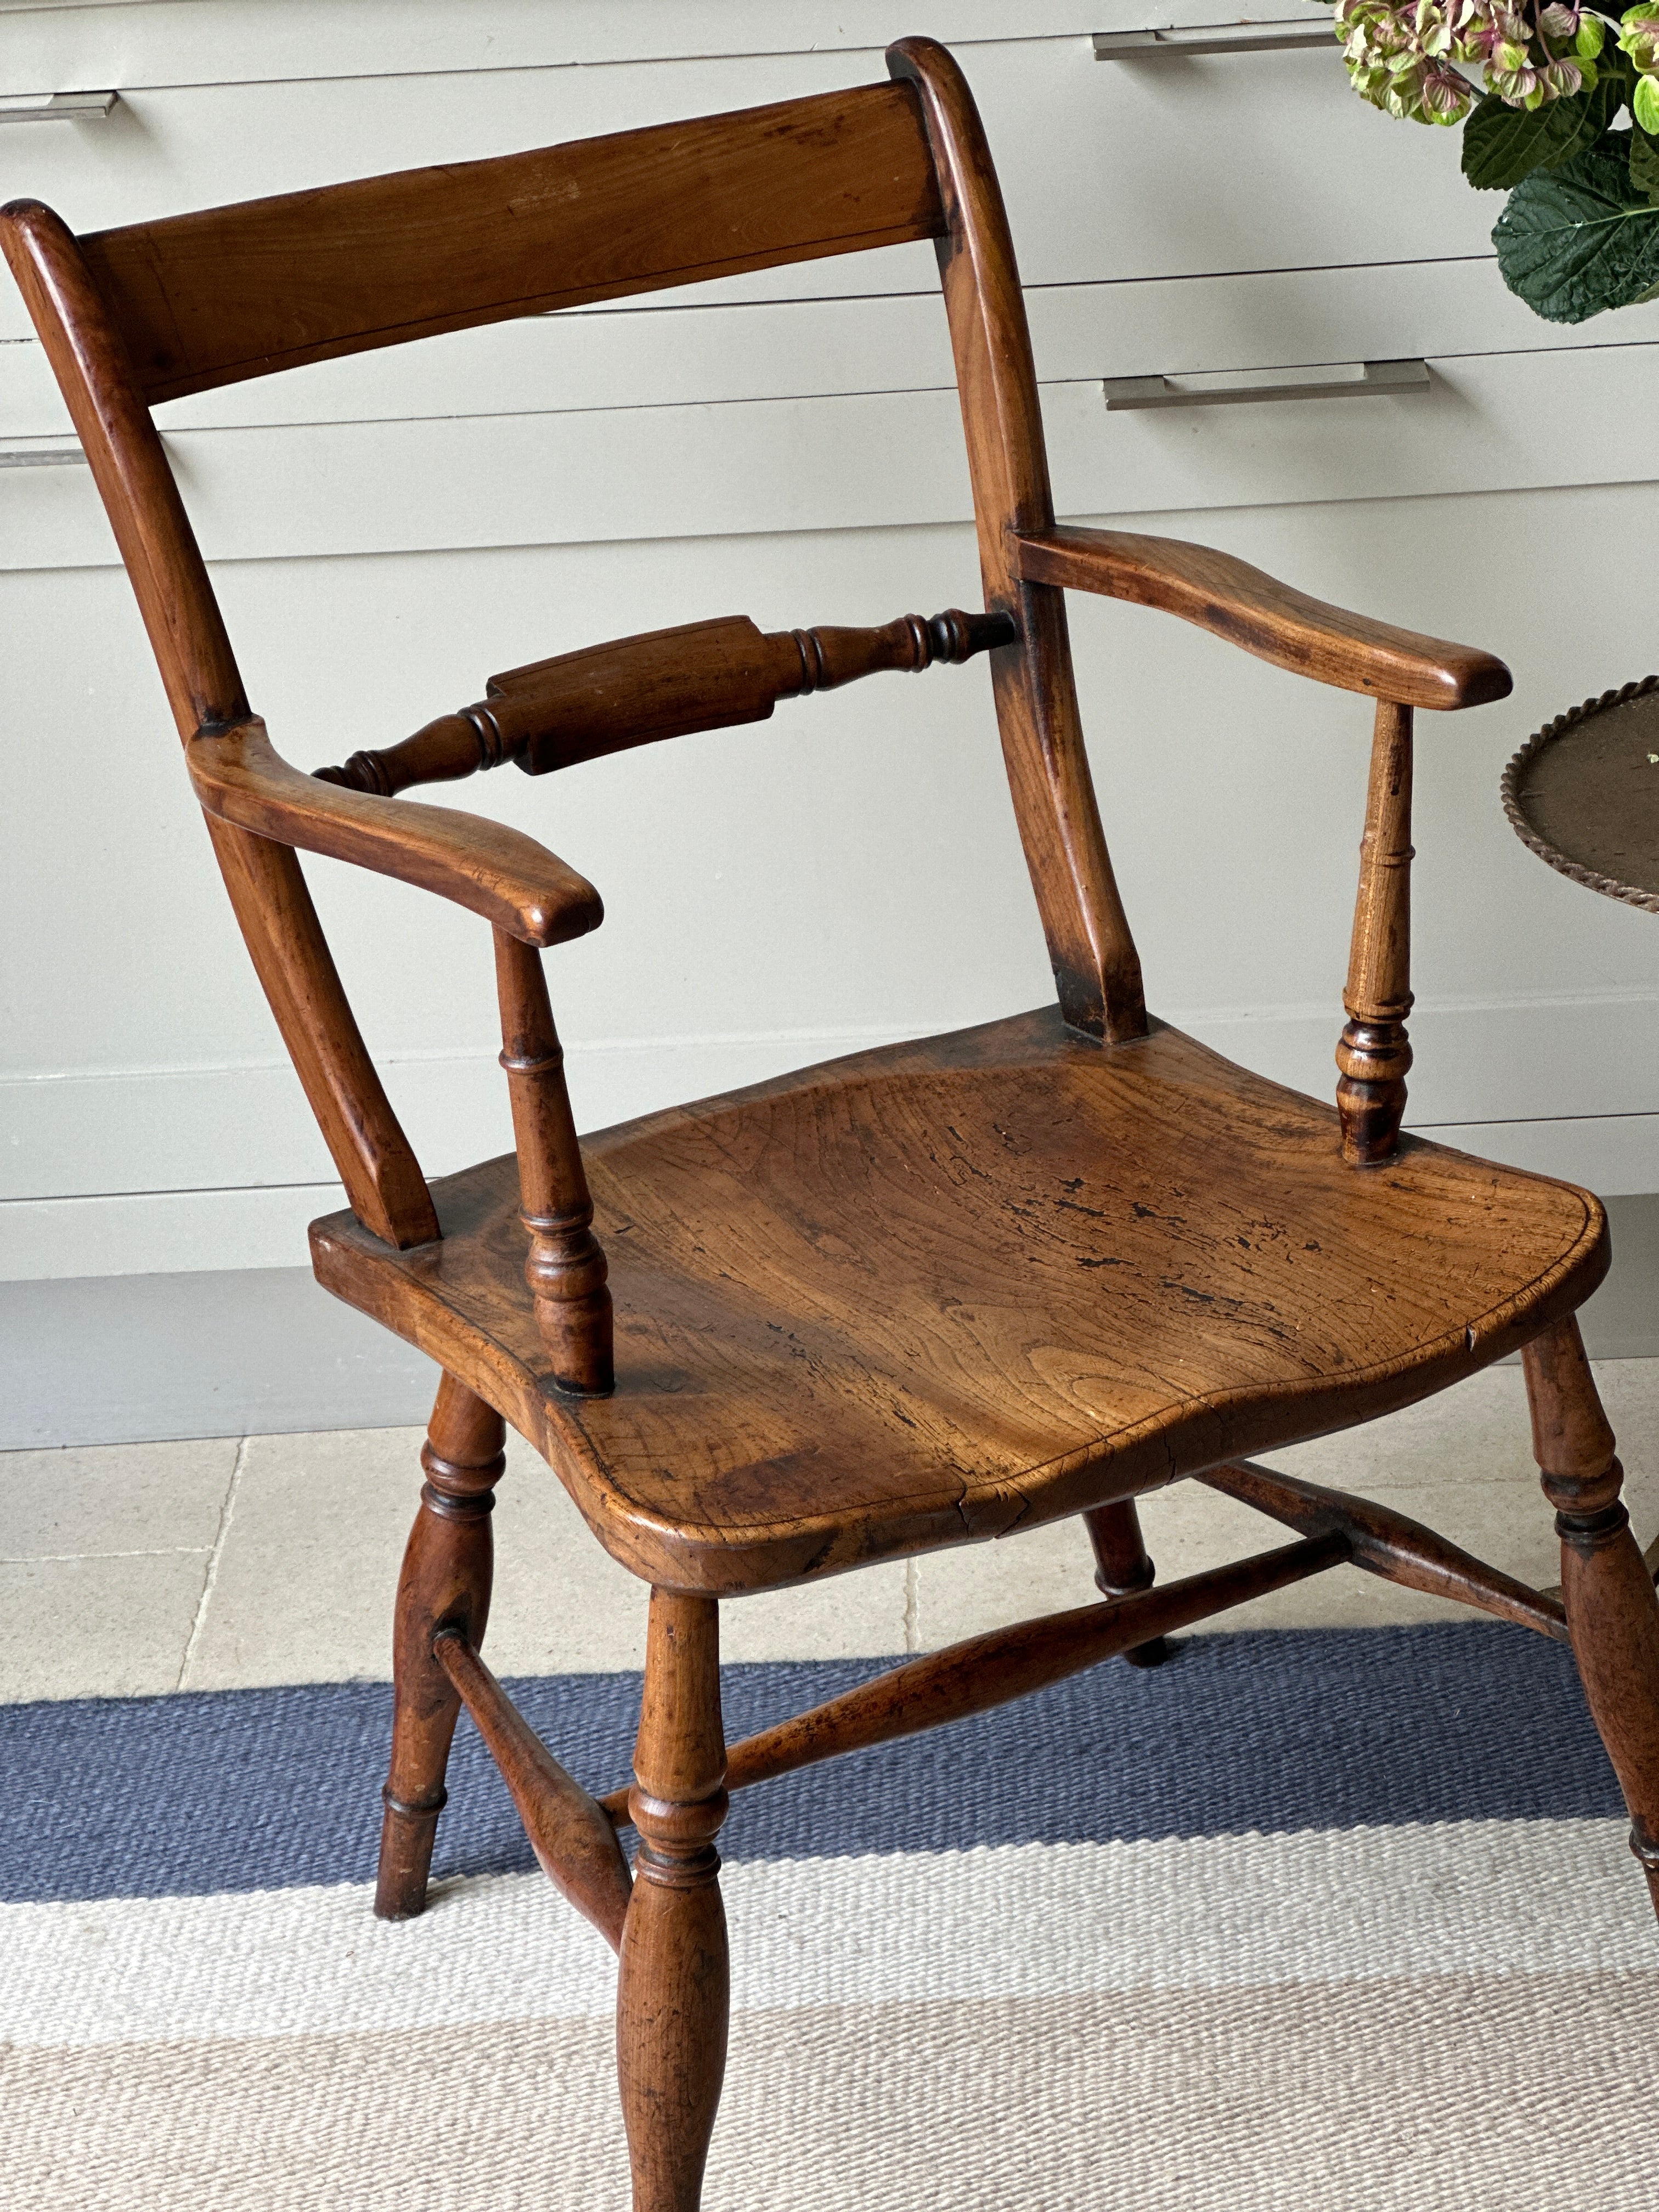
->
<box><xmin>1327</xmin><ymin>0</ymin><xmax>1659</xmax><ymax>318</ymax></box>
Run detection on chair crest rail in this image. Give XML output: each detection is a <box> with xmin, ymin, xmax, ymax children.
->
<box><xmin>312</xmin><ymin>606</ymin><xmax>1017</xmax><ymax>797</ymax></box>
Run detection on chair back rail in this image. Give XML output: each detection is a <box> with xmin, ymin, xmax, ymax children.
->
<box><xmin>78</xmin><ymin>84</ymin><xmax>945</xmax><ymax>404</ymax></box>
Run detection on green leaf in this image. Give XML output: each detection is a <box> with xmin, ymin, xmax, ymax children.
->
<box><xmin>1462</xmin><ymin>77</ymin><xmax>1621</xmax><ymax>189</ymax></box>
<box><xmin>1631</xmin><ymin>123</ymin><xmax>1659</xmax><ymax>199</ymax></box>
<box><xmin>1494</xmin><ymin>135</ymin><xmax>1659</xmax><ymax>320</ymax></box>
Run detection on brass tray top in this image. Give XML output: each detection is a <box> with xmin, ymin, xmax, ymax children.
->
<box><xmin>1503</xmin><ymin>678</ymin><xmax>1659</xmax><ymax>912</ymax></box>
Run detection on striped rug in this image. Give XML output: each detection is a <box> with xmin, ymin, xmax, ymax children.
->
<box><xmin>4</xmin><ymin>1625</ymin><xmax>1657</xmax><ymax>2209</ymax></box>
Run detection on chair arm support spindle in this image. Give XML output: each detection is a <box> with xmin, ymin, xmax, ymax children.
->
<box><xmin>1337</xmin><ymin>701</ymin><xmax>1414</xmax><ymax>1165</ymax></box>
<box><xmin>494</xmin><ymin>930</ymin><xmax>613</xmax><ymax>1396</ymax></box>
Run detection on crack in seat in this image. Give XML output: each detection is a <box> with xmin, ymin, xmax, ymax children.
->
<box><xmin>312</xmin><ymin>1008</ymin><xmax>1606</xmax><ymax>1592</ymax></box>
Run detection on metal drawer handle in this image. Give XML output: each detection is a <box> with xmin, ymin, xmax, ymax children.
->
<box><xmin>1094</xmin><ymin>23</ymin><xmax>1336</xmax><ymax>58</ymax></box>
<box><xmin>0</xmin><ymin>446</ymin><xmax>88</xmax><ymax>467</ymax></box>
<box><xmin>1104</xmin><ymin>359</ymin><xmax>1431</xmax><ymax>411</ymax></box>
<box><xmin>0</xmin><ymin>91</ymin><xmax>120</xmax><ymax>125</ymax></box>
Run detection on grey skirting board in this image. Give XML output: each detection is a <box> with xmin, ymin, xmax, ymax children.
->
<box><xmin>4</xmin><ymin>1193</ymin><xmax>1658</xmax><ymax>1452</ymax></box>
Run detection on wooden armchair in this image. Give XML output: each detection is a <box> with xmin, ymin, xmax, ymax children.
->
<box><xmin>7</xmin><ymin>36</ymin><xmax>1656</xmax><ymax>2209</ymax></box>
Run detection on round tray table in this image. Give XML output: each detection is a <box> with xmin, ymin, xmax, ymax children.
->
<box><xmin>1503</xmin><ymin>677</ymin><xmax>1659</xmax><ymax>907</ymax></box>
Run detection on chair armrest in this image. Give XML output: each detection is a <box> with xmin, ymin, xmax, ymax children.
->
<box><xmin>187</xmin><ymin>718</ymin><xmax>603</xmax><ymax>947</ymax></box>
<box><xmin>1013</xmin><ymin>526</ymin><xmax>1511</xmax><ymax>712</ymax></box>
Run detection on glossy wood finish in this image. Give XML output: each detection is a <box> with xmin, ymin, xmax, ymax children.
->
<box><xmin>1336</xmin><ymin>702</ymin><xmax>1415</xmax><ymax>1164</ymax></box>
<box><xmin>1012</xmin><ymin>527</ymin><xmax>1513</xmax><ymax>713</ymax></box>
<box><xmin>1195</xmin><ymin>1458</ymin><xmax>1568</xmax><ymax>1640</ymax></box>
<box><xmin>890</xmin><ymin>38</ymin><xmax>1146</xmax><ymax>1044</ymax></box>
<box><xmin>313</xmin><ymin>1008</ymin><xmax>1607</xmax><ymax>1594</ymax></box>
<box><xmin>601</xmin><ymin>1533</ymin><xmax>1348</xmax><ymax>1829</ymax></box>
<box><xmin>434</xmin><ymin>1629</ymin><xmax>633</xmax><ymax>1950</ymax></box>
<box><xmin>1524</xmin><ymin>1317</ymin><xmax>1659</xmax><ymax>1912</ymax></box>
<box><xmin>618</xmin><ymin>1590</ymin><xmax>729</xmax><ymax>2212</ymax></box>
<box><xmin>78</xmin><ymin>84</ymin><xmax>944</xmax><ymax>403</ymax></box>
<box><xmin>191</xmin><ymin>716</ymin><xmax>605</xmax><ymax>950</ymax></box>
<box><xmin>494</xmin><ymin>930</ymin><xmax>614</xmax><ymax>1396</ymax></box>
<box><xmin>375</xmin><ymin>1373</ymin><xmax>505</xmax><ymax>1920</ymax></box>
<box><xmin>1082</xmin><ymin>1499</ymin><xmax>1171</xmax><ymax>1668</ymax></box>
<box><xmin>314</xmin><ymin>606</ymin><xmax>1016</xmax><ymax>797</ymax></box>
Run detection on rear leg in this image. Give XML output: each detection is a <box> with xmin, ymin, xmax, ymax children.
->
<box><xmin>1084</xmin><ymin>1499</ymin><xmax>1173</xmax><ymax>1668</ymax></box>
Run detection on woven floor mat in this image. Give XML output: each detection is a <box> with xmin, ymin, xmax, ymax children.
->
<box><xmin>4</xmin><ymin>1626</ymin><xmax>1656</xmax><ymax>2208</ymax></box>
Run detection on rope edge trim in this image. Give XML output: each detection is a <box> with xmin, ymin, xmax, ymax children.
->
<box><xmin>1500</xmin><ymin>675</ymin><xmax>1659</xmax><ymax>914</ymax></box>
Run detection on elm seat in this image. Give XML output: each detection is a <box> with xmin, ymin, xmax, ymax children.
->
<box><xmin>312</xmin><ymin>1009</ymin><xmax>1607</xmax><ymax>1592</ymax></box>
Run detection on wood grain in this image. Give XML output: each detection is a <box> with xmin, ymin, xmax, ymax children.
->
<box><xmin>602</xmin><ymin>1534</ymin><xmax>1346</xmax><ymax>1827</ymax></box>
<box><xmin>76</xmin><ymin>84</ymin><xmax>944</xmax><ymax>404</ymax></box>
<box><xmin>191</xmin><ymin>716</ymin><xmax>605</xmax><ymax>950</ymax></box>
<box><xmin>494</xmin><ymin>930</ymin><xmax>614</xmax><ymax>1396</ymax></box>
<box><xmin>314</xmin><ymin>607</ymin><xmax>1015</xmax><ymax>797</ymax></box>
<box><xmin>313</xmin><ymin>1007</ymin><xmax>1607</xmax><ymax>1595</ymax></box>
<box><xmin>890</xmin><ymin>38</ymin><xmax>1146</xmax><ymax>1043</ymax></box>
<box><xmin>1525</xmin><ymin>1317</ymin><xmax>1659</xmax><ymax>1919</ymax></box>
<box><xmin>1012</xmin><ymin>526</ymin><xmax>1513</xmax><ymax>713</ymax></box>
<box><xmin>1336</xmin><ymin>702</ymin><xmax>1415</xmax><ymax>1165</ymax></box>
<box><xmin>1195</xmin><ymin>1458</ymin><xmax>1568</xmax><ymax>1640</ymax></box>
<box><xmin>435</xmin><ymin>1630</ymin><xmax>633</xmax><ymax>1950</ymax></box>
<box><xmin>618</xmin><ymin>1590</ymin><xmax>729</xmax><ymax>2212</ymax></box>
<box><xmin>375</xmin><ymin>1374</ymin><xmax>505</xmax><ymax>1921</ymax></box>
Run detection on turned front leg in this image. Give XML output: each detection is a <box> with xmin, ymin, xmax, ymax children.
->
<box><xmin>1336</xmin><ymin>699</ymin><xmax>1414</xmax><ymax>1164</ymax></box>
<box><xmin>617</xmin><ymin>1589</ymin><xmax>729</xmax><ymax>2212</ymax></box>
<box><xmin>1524</xmin><ymin>1317</ymin><xmax>1659</xmax><ymax>1917</ymax></box>
<box><xmin>375</xmin><ymin>1373</ymin><xmax>506</xmax><ymax>1920</ymax></box>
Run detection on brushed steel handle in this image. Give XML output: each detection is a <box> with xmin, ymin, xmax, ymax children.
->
<box><xmin>0</xmin><ymin>445</ymin><xmax>88</xmax><ymax>467</ymax></box>
<box><xmin>1094</xmin><ymin>23</ymin><xmax>1335</xmax><ymax>57</ymax></box>
<box><xmin>1104</xmin><ymin>359</ymin><xmax>1431</xmax><ymax>410</ymax></box>
<box><xmin>0</xmin><ymin>91</ymin><xmax>119</xmax><ymax>125</ymax></box>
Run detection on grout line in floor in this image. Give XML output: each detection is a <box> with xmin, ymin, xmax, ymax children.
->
<box><xmin>176</xmin><ymin>1434</ymin><xmax>249</xmax><ymax>1692</ymax></box>
<box><xmin>902</xmin><ymin>1556</ymin><xmax>919</xmax><ymax>1653</ymax></box>
<box><xmin>1</xmin><ymin>1546</ymin><xmax>214</xmax><ymax>1564</ymax></box>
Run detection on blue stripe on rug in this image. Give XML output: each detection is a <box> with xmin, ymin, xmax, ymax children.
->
<box><xmin>0</xmin><ymin>1625</ymin><xmax>1620</xmax><ymax>1905</ymax></box>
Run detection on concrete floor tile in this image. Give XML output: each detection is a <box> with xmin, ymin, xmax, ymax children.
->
<box><xmin>180</xmin><ymin>1425</ymin><xmax>427</xmax><ymax>1690</ymax></box>
<box><xmin>176</xmin><ymin>1426</ymin><xmax>651</xmax><ymax>1689</ymax></box>
<box><xmin>179</xmin><ymin>1429</ymin><xmax>907</xmax><ymax>1686</ymax></box>
<box><xmin>0</xmin><ymin>1436</ymin><xmax>239</xmax><ymax>1560</ymax></box>
<box><xmin>719</xmin><ymin>1563</ymin><xmax>909</xmax><ymax>1664</ymax></box>
<box><xmin>913</xmin><ymin>1519</ymin><xmax>1098</xmax><ymax>1650</ymax></box>
<box><xmin>0</xmin><ymin>1551</ymin><xmax>209</xmax><ymax>1700</ymax></box>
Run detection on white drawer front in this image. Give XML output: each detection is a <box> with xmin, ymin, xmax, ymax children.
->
<box><xmin>0</xmin><ymin>37</ymin><xmax>1498</xmax><ymax>342</ymax></box>
<box><xmin>8</xmin><ymin>257</ymin><xmax>1658</xmax><ymax>448</ymax></box>
<box><xmin>3</xmin><ymin>336</ymin><xmax>1656</xmax><ymax>572</ymax></box>
<box><xmin>0</xmin><ymin>2</ymin><xmax>1114</xmax><ymax>89</ymax></box>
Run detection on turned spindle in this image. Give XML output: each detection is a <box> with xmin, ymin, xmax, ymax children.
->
<box><xmin>494</xmin><ymin>929</ymin><xmax>613</xmax><ymax>1396</ymax></box>
<box><xmin>313</xmin><ymin>604</ymin><xmax>1017</xmax><ymax>795</ymax></box>
<box><xmin>375</xmin><ymin>1373</ymin><xmax>506</xmax><ymax>1921</ymax></box>
<box><xmin>1523</xmin><ymin>1317</ymin><xmax>1659</xmax><ymax>1920</ymax></box>
<box><xmin>1336</xmin><ymin>699</ymin><xmax>1414</xmax><ymax>1164</ymax></box>
<box><xmin>617</xmin><ymin>1589</ymin><xmax>730</xmax><ymax>2212</ymax></box>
